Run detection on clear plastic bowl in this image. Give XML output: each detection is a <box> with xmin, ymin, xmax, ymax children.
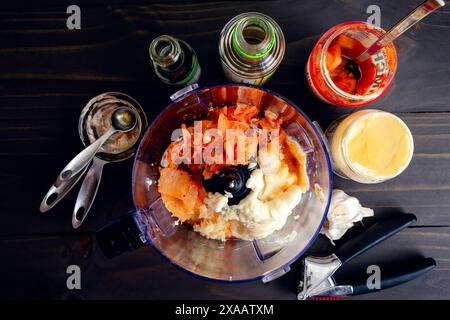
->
<box><xmin>131</xmin><ymin>84</ymin><xmax>332</xmax><ymax>282</ymax></box>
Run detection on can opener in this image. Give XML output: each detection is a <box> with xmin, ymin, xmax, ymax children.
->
<box><xmin>298</xmin><ymin>213</ymin><xmax>436</xmax><ymax>299</ymax></box>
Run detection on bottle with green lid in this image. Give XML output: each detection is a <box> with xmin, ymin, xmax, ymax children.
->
<box><xmin>149</xmin><ymin>35</ymin><xmax>201</xmax><ymax>86</ymax></box>
<box><xmin>219</xmin><ymin>12</ymin><xmax>285</xmax><ymax>85</ymax></box>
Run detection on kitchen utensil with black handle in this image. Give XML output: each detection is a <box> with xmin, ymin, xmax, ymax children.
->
<box><xmin>334</xmin><ymin>213</ymin><xmax>417</xmax><ymax>265</ymax></box>
<box><xmin>343</xmin><ymin>256</ymin><xmax>436</xmax><ymax>296</ymax></box>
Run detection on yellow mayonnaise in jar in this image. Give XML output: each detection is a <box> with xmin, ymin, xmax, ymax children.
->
<box><xmin>325</xmin><ymin>110</ymin><xmax>414</xmax><ymax>183</ymax></box>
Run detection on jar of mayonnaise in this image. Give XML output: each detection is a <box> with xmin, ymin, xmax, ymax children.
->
<box><xmin>325</xmin><ymin>109</ymin><xmax>414</xmax><ymax>183</ymax></box>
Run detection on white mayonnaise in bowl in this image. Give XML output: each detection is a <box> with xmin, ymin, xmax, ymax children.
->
<box><xmin>131</xmin><ymin>84</ymin><xmax>332</xmax><ymax>282</ymax></box>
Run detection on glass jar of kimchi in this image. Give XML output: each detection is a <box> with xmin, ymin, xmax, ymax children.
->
<box><xmin>306</xmin><ymin>21</ymin><xmax>397</xmax><ymax>108</ymax></box>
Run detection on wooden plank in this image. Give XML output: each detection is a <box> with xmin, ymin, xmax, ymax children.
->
<box><xmin>0</xmin><ymin>0</ymin><xmax>449</xmax><ymax>300</ymax></box>
<box><xmin>0</xmin><ymin>1</ymin><xmax>449</xmax><ymax>113</ymax></box>
<box><xmin>1</xmin><ymin>112</ymin><xmax>449</xmax><ymax>236</ymax></box>
<box><xmin>0</xmin><ymin>226</ymin><xmax>448</xmax><ymax>299</ymax></box>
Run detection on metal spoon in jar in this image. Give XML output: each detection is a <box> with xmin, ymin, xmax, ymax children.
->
<box><xmin>356</xmin><ymin>0</ymin><xmax>445</xmax><ymax>63</ymax></box>
<box><xmin>40</xmin><ymin>107</ymin><xmax>137</xmax><ymax>213</ymax></box>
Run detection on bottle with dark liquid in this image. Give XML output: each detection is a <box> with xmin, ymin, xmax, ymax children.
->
<box><xmin>149</xmin><ymin>35</ymin><xmax>201</xmax><ymax>86</ymax></box>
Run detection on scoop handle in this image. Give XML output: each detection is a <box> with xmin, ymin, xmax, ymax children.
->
<box><xmin>60</xmin><ymin>127</ymin><xmax>115</xmax><ymax>181</ymax></box>
<box><xmin>72</xmin><ymin>157</ymin><xmax>106</xmax><ymax>229</ymax></box>
<box><xmin>357</xmin><ymin>0</ymin><xmax>446</xmax><ymax>62</ymax></box>
<box><xmin>40</xmin><ymin>163</ymin><xmax>90</xmax><ymax>213</ymax></box>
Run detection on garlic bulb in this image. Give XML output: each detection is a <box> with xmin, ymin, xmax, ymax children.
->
<box><xmin>321</xmin><ymin>189</ymin><xmax>374</xmax><ymax>242</ymax></box>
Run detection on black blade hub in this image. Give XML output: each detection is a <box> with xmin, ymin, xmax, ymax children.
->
<box><xmin>202</xmin><ymin>165</ymin><xmax>252</xmax><ymax>205</ymax></box>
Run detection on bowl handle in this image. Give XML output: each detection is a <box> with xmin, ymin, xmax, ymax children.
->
<box><xmin>312</xmin><ymin>121</ymin><xmax>331</xmax><ymax>157</ymax></box>
<box><xmin>170</xmin><ymin>83</ymin><xmax>199</xmax><ymax>101</ymax></box>
<box><xmin>96</xmin><ymin>212</ymin><xmax>147</xmax><ymax>258</ymax></box>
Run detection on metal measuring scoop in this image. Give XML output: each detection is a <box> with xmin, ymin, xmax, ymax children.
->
<box><xmin>71</xmin><ymin>107</ymin><xmax>138</xmax><ymax>228</ymax></box>
<box><xmin>59</xmin><ymin>107</ymin><xmax>137</xmax><ymax>182</ymax></box>
<box><xmin>40</xmin><ymin>107</ymin><xmax>137</xmax><ymax>213</ymax></box>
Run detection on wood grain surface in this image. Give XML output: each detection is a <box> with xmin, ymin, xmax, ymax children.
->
<box><xmin>0</xmin><ymin>0</ymin><xmax>449</xmax><ymax>299</ymax></box>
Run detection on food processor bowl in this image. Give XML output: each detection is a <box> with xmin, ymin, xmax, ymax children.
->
<box><xmin>132</xmin><ymin>84</ymin><xmax>332</xmax><ymax>282</ymax></box>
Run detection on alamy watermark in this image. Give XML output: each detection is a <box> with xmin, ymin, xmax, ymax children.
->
<box><xmin>367</xmin><ymin>4</ymin><xmax>381</xmax><ymax>28</ymax></box>
<box><xmin>66</xmin><ymin>5</ymin><xmax>81</xmax><ymax>30</ymax></box>
<box><xmin>367</xmin><ymin>264</ymin><xmax>381</xmax><ymax>290</ymax></box>
<box><xmin>164</xmin><ymin>122</ymin><xmax>281</xmax><ymax>167</ymax></box>
<box><xmin>66</xmin><ymin>265</ymin><xmax>81</xmax><ymax>290</ymax></box>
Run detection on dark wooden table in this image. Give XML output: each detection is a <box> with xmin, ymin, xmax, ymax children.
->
<box><xmin>1</xmin><ymin>0</ymin><xmax>449</xmax><ymax>300</ymax></box>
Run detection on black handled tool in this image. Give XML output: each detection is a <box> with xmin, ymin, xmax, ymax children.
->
<box><xmin>297</xmin><ymin>213</ymin><xmax>436</xmax><ymax>299</ymax></box>
<box><xmin>340</xmin><ymin>256</ymin><xmax>436</xmax><ymax>296</ymax></box>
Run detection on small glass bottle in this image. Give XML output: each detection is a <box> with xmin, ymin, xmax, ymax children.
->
<box><xmin>219</xmin><ymin>12</ymin><xmax>285</xmax><ymax>85</ymax></box>
<box><xmin>149</xmin><ymin>35</ymin><xmax>201</xmax><ymax>86</ymax></box>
